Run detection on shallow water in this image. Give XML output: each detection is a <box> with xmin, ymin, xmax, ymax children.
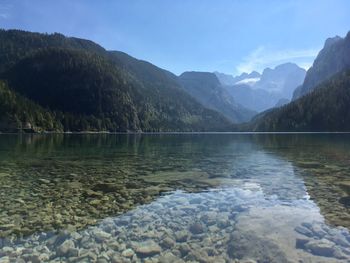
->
<box><xmin>0</xmin><ymin>133</ymin><xmax>350</xmax><ymax>262</ymax></box>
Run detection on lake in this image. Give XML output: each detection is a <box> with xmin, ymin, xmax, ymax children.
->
<box><xmin>0</xmin><ymin>133</ymin><xmax>350</xmax><ymax>262</ymax></box>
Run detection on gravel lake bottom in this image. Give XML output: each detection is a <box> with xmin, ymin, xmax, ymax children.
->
<box><xmin>1</xmin><ymin>133</ymin><xmax>350</xmax><ymax>262</ymax></box>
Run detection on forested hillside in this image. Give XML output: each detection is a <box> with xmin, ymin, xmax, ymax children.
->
<box><xmin>293</xmin><ymin>32</ymin><xmax>350</xmax><ymax>99</ymax></box>
<box><xmin>2</xmin><ymin>29</ymin><xmax>349</xmax><ymax>133</ymax></box>
<box><xmin>0</xmin><ymin>29</ymin><xmax>231</xmax><ymax>132</ymax></box>
<box><xmin>0</xmin><ymin>81</ymin><xmax>62</xmax><ymax>132</ymax></box>
<box><xmin>250</xmin><ymin>70</ymin><xmax>350</xmax><ymax>132</ymax></box>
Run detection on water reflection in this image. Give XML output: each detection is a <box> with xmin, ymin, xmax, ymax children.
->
<box><xmin>0</xmin><ymin>134</ymin><xmax>350</xmax><ymax>262</ymax></box>
<box><xmin>252</xmin><ymin>134</ymin><xmax>350</xmax><ymax>228</ymax></box>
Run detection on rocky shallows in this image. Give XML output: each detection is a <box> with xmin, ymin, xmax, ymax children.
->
<box><xmin>295</xmin><ymin>221</ymin><xmax>350</xmax><ymax>259</ymax></box>
<box><xmin>0</xmin><ymin>190</ymin><xmax>241</xmax><ymax>262</ymax></box>
<box><xmin>1</xmin><ymin>187</ymin><xmax>350</xmax><ymax>262</ymax></box>
<box><xmin>0</xmin><ymin>161</ymin><xmax>241</xmax><ymax>239</ymax></box>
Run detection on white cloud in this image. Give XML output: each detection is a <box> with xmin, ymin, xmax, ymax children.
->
<box><xmin>236</xmin><ymin>46</ymin><xmax>320</xmax><ymax>73</ymax></box>
<box><xmin>297</xmin><ymin>62</ymin><xmax>313</xmax><ymax>71</ymax></box>
<box><xmin>0</xmin><ymin>13</ymin><xmax>9</xmax><ymax>19</ymax></box>
<box><xmin>0</xmin><ymin>3</ymin><xmax>11</xmax><ymax>19</ymax></box>
<box><xmin>236</xmin><ymin>77</ymin><xmax>260</xmax><ymax>86</ymax></box>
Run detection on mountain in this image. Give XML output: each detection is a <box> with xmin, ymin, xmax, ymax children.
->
<box><xmin>0</xmin><ymin>29</ymin><xmax>231</xmax><ymax>132</ymax></box>
<box><xmin>3</xmin><ymin>48</ymin><xmax>142</xmax><ymax>131</ymax></box>
<box><xmin>293</xmin><ymin>33</ymin><xmax>350</xmax><ymax>99</ymax></box>
<box><xmin>179</xmin><ymin>72</ymin><xmax>256</xmax><ymax>123</ymax></box>
<box><xmin>225</xmin><ymin>63</ymin><xmax>306</xmax><ymax>112</ymax></box>
<box><xmin>274</xmin><ymin>98</ymin><xmax>290</xmax><ymax>108</ymax></box>
<box><xmin>257</xmin><ymin>63</ymin><xmax>306</xmax><ymax>98</ymax></box>
<box><xmin>214</xmin><ymin>72</ymin><xmax>237</xmax><ymax>86</ymax></box>
<box><xmin>0</xmin><ymin>30</ymin><xmax>106</xmax><ymax>73</ymax></box>
<box><xmin>227</xmin><ymin>84</ymin><xmax>281</xmax><ymax>112</ymax></box>
<box><xmin>250</xmin><ymin>69</ymin><xmax>350</xmax><ymax>132</ymax></box>
<box><xmin>214</xmin><ymin>71</ymin><xmax>261</xmax><ymax>86</ymax></box>
<box><xmin>0</xmin><ymin>81</ymin><xmax>62</xmax><ymax>132</ymax></box>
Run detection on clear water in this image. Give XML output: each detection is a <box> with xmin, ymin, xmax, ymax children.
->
<box><xmin>0</xmin><ymin>134</ymin><xmax>350</xmax><ymax>262</ymax></box>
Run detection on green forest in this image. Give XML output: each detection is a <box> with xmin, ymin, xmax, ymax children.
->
<box><xmin>1</xmin><ymin>29</ymin><xmax>350</xmax><ymax>133</ymax></box>
<box><xmin>0</xmin><ymin>29</ymin><xmax>231</xmax><ymax>132</ymax></box>
<box><xmin>250</xmin><ymin>70</ymin><xmax>350</xmax><ymax>131</ymax></box>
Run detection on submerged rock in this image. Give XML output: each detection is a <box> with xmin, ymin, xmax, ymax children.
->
<box><xmin>296</xmin><ymin>238</ymin><xmax>310</xmax><ymax>249</ymax></box>
<box><xmin>339</xmin><ymin>196</ymin><xmax>350</xmax><ymax>208</ymax></box>
<box><xmin>161</xmin><ymin>237</ymin><xmax>175</xmax><ymax>249</ymax></box>
<box><xmin>121</xmin><ymin>248</ymin><xmax>134</xmax><ymax>258</ymax></box>
<box><xmin>134</xmin><ymin>240</ymin><xmax>161</xmax><ymax>257</ymax></box>
<box><xmin>305</xmin><ymin>239</ymin><xmax>336</xmax><ymax>257</ymax></box>
<box><xmin>179</xmin><ymin>243</ymin><xmax>191</xmax><ymax>257</ymax></box>
<box><xmin>92</xmin><ymin>229</ymin><xmax>111</xmax><ymax>242</ymax></box>
<box><xmin>56</xmin><ymin>239</ymin><xmax>75</xmax><ymax>257</ymax></box>
<box><xmin>295</xmin><ymin>226</ymin><xmax>313</xmax><ymax>237</ymax></box>
<box><xmin>158</xmin><ymin>252</ymin><xmax>180</xmax><ymax>262</ymax></box>
<box><xmin>175</xmin><ymin>230</ymin><xmax>188</xmax><ymax>242</ymax></box>
<box><xmin>227</xmin><ymin>231</ymin><xmax>289</xmax><ymax>262</ymax></box>
<box><xmin>92</xmin><ymin>183</ymin><xmax>123</xmax><ymax>193</ymax></box>
<box><xmin>200</xmin><ymin>212</ymin><xmax>217</xmax><ymax>225</ymax></box>
<box><xmin>38</xmin><ymin>179</ymin><xmax>50</xmax><ymax>184</ymax></box>
<box><xmin>189</xmin><ymin>222</ymin><xmax>204</xmax><ymax>234</ymax></box>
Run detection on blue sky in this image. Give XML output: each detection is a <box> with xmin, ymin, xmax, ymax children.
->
<box><xmin>0</xmin><ymin>0</ymin><xmax>349</xmax><ymax>75</ymax></box>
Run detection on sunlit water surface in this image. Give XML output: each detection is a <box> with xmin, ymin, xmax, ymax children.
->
<box><xmin>0</xmin><ymin>134</ymin><xmax>350</xmax><ymax>262</ymax></box>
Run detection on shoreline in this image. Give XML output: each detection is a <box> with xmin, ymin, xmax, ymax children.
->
<box><xmin>1</xmin><ymin>131</ymin><xmax>350</xmax><ymax>135</ymax></box>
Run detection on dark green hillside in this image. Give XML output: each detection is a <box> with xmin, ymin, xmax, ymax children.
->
<box><xmin>109</xmin><ymin>51</ymin><xmax>180</xmax><ymax>86</ymax></box>
<box><xmin>107</xmin><ymin>51</ymin><xmax>231</xmax><ymax>131</ymax></box>
<box><xmin>3</xmin><ymin>48</ymin><xmax>141</xmax><ymax>131</ymax></box>
<box><xmin>0</xmin><ymin>29</ymin><xmax>106</xmax><ymax>73</ymax></box>
<box><xmin>0</xmin><ymin>29</ymin><xmax>231</xmax><ymax>132</ymax></box>
<box><xmin>293</xmin><ymin>32</ymin><xmax>350</xmax><ymax>99</ymax></box>
<box><xmin>0</xmin><ymin>81</ymin><xmax>62</xmax><ymax>132</ymax></box>
<box><xmin>251</xmin><ymin>70</ymin><xmax>350</xmax><ymax>132</ymax></box>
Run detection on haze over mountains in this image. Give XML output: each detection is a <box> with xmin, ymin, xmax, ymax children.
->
<box><xmin>216</xmin><ymin>63</ymin><xmax>306</xmax><ymax>112</ymax></box>
<box><xmin>250</xmin><ymin>70</ymin><xmax>350</xmax><ymax>131</ymax></box>
<box><xmin>0</xmin><ymin>29</ymin><xmax>349</xmax><ymax>132</ymax></box>
<box><xmin>179</xmin><ymin>72</ymin><xmax>255</xmax><ymax>123</ymax></box>
<box><xmin>250</xmin><ymin>31</ymin><xmax>350</xmax><ymax>131</ymax></box>
<box><xmin>214</xmin><ymin>71</ymin><xmax>261</xmax><ymax>86</ymax></box>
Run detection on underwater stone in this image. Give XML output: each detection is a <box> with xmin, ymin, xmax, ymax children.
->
<box><xmin>38</xmin><ymin>179</ymin><xmax>50</xmax><ymax>184</ymax></box>
<box><xmin>92</xmin><ymin>229</ymin><xmax>111</xmax><ymax>242</ymax></box>
<box><xmin>296</xmin><ymin>238</ymin><xmax>310</xmax><ymax>249</ymax></box>
<box><xmin>295</xmin><ymin>226</ymin><xmax>313</xmax><ymax>237</ymax></box>
<box><xmin>305</xmin><ymin>239</ymin><xmax>336</xmax><ymax>257</ymax></box>
<box><xmin>175</xmin><ymin>230</ymin><xmax>188</xmax><ymax>242</ymax></box>
<box><xmin>134</xmin><ymin>240</ymin><xmax>161</xmax><ymax>257</ymax></box>
<box><xmin>179</xmin><ymin>243</ymin><xmax>191</xmax><ymax>256</ymax></box>
<box><xmin>189</xmin><ymin>222</ymin><xmax>204</xmax><ymax>234</ymax></box>
<box><xmin>56</xmin><ymin>239</ymin><xmax>75</xmax><ymax>257</ymax></box>
<box><xmin>121</xmin><ymin>248</ymin><xmax>134</xmax><ymax>258</ymax></box>
<box><xmin>161</xmin><ymin>236</ymin><xmax>175</xmax><ymax>249</ymax></box>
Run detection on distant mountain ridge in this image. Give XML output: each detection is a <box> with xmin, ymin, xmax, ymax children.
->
<box><xmin>226</xmin><ymin>84</ymin><xmax>281</xmax><ymax>112</ymax></box>
<box><xmin>258</xmin><ymin>63</ymin><xmax>306</xmax><ymax>98</ymax></box>
<box><xmin>2</xmin><ymin>28</ymin><xmax>349</xmax><ymax>133</ymax></box>
<box><xmin>293</xmin><ymin>32</ymin><xmax>350</xmax><ymax>99</ymax></box>
<box><xmin>179</xmin><ymin>72</ymin><xmax>256</xmax><ymax>123</ymax></box>
<box><xmin>213</xmin><ymin>72</ymin><xmax>237</xmax><ymax>86</ymax></box>
<box><xmin>214</xmin><ymin>71</ymin><xmax>261</xmax><ymax>86</ymax></box>
<box><xmin>221</xmin><ymin>63</ymin><xmax>306</xmax><ymax>112</ymax></box>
